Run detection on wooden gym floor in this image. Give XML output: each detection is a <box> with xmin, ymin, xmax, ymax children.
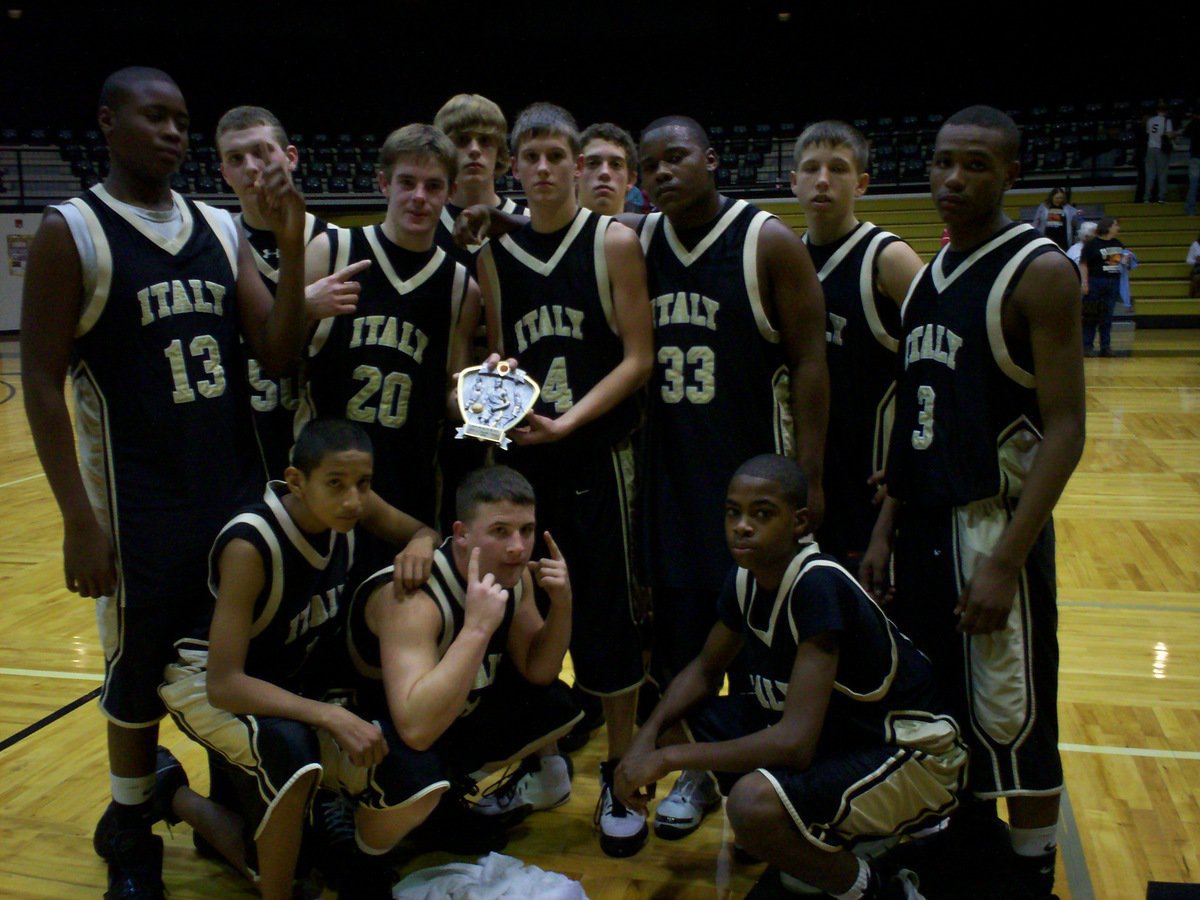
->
<box><xmin>0</xmin><ymin>330</ymin><xmax>1197</xmax><ymax>899</ymax></box>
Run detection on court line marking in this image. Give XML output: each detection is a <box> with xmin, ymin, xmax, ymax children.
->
<box><xmin>1059</xmin><ymin>601</ymin><xmax>1200</xmax><ymax>613</ymax></box>
<box><xmin>0</xmin><ymin>472</ymin><xmax>45</xmax><ymax>490</ymax></box>
<box><xmin>1060</xmin><ymin>787</ymin><xmax>1095</xmax><ymax>900</ymax></box>
<box><xmin>0</xmin><ymin>667</ymin><xmax>103</xmax><ymax>682</ymax></box>
<box><xmin>1059</xmin><ymin>743</ymin><xmax>1200</xmax><ymax>761</ymax></box>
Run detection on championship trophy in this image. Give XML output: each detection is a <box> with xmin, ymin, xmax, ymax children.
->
<box><xmin>455</xmin><ymin>362</ymin><xmax>541</xmax><ymax>450</ymax></box>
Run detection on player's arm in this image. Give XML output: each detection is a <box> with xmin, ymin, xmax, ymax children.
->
<box><xmin>876</xmin><ymin>239</ymin><xmax>924</xmax><ymax>307</ymax></box>
<box><xmin>859</xmin><ymin>494</ymin><xmax>900</xmax><ymax>603</ymax></box>
<box><xmin>956</xmin><ymin>253</ymin><xmax>1085</xmax><ymax>634</ymax></box>
<box><xmin>447</xmin><ymin>277</ymin><xmax>484</xmax><ymax>418</ymax></box>
<box><xmin>374</xmin><ymin>547</ymin><xmax>508</xmax><ymax>749</ymax></box>
<box><xmin>505</xmin><ymin>532</ymin><xmax>572</xmax><ymax>685</ymax></box>
<box><xmin>206</xmin><ymin>538</ymin><xmax>386</xmax><ymax>765</ymax></box>
<box><xmin>619</xmin><ymin>631</ymin><xmax>838</xmax><ymax>810</ymax></box>
<box><xmin>514</xmin><ymin>222</ymin><xmax>653</xmax><ymax>444</ymax></box>
<box><xmin>760</xmin><ymin>217</ymin><xmax>829</xmax><ymax>529</ymax></box>
<box><xmin>453</xmin><ymin>205</ymin><xmax>527</xmax><ymax>247</ymax></box>
<box><xmin>235</xmin><ymin>160</ymin><xmax>309</xmax><ymax>376</ymax></box>
<box><xmin>359</xmin><ymin>491</ymin><xmax>440</xmax><ymax>594</ymax></box>
<box><xmin>20</xmin><ymin>211</ymin><xmax>116</xmax><ymax>599</ymax></box>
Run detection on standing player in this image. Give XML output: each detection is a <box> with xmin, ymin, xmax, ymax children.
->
<box><xmin>635</xmin><ymin>116</ymin><xmax>828</xmax><ymax>840</ymax></box>
<box><xmin>578</xmin><ymin>123</ymin><xmax>637</xmax><ymax>217</ymax></box>
<box><xmin>617</xmin><ymin>455</ymin><xmax>965</xmax><ymax>896</ymax></box>
<box><xmin>861</xmin><ymin>106</ymin><xmax>1085</xmax><ymax>898</ymax></box>
<box><xmin>433</xmin><ymin>93</ymin><xmax>526</xmax><ymax>273</ymax></box>
<box><xmin>475</xmin><ymin>102</ymin><xmax>654</xmax><ymax>857</ymax></box>
<box><xmin>215</xmin><ymin>105</ymin><xmax>370</xmax><ymax>476</ymax></box>
<box><xmin>302</xmin><ymin>124</ymin><xmax>482</xmax><ymax>568</ymax></box>
<box><xmin>791</xmin><ymin>121</ymin><xmax>923</xmax><ymax>570</ymax></box>
<box><xmin>20</xmin><ymin>67</ymin><xmax>310</xmax><ymax>898</ymax></box>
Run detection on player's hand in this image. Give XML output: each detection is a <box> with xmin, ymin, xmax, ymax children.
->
<box><xmin>955</xmin><ymin>555</ymin><xmax>1018</xmax><ymax>634</ymax></box>
<box><xmin>324</xmin><ymin>705</ymin><xmax>388</xmax><ymax>767</ymax></box>
<box><xmin>305</xmin><ymin>259</ymin><xmax>371</xmax><ymax>320</ymax></box>
<box><xmin>453</xmin><ymin>205</ymin><xmax>495</xmax><ymax>247</ymax></box>
<box><xmin>393</xmin><ymin>532</ymin><xmax>435</xmax><ymax>595</ymax></box>
<box><xmin>481</xmin><ymin>352</ymin><xmax>520</xmax><ymax>373</ymax></box>
<box><xmin>63</xmin><ymin>515</ymin><xmax>117</xmax><ymax>598</ymax></box>
<box><xmin>528</xmin><ymin>531</ymin><xmax>571</xmax><ymax>607</ymax></box>
<box><xmin>511</xmin><ymin>412</ymin><xmax>563</xmax><ymax>445</ymax></box>
<box><xmin>858</xmin><ymin>535</ymin><xmax>893</xmax><ymax>605</ymax></box>
<box><xmin>614</xmin><ymin>751</ymin><xmax>663</xmax><ymax>815</ymax></box>
<box><xmin>254</xmin><ymin>159</ymin><xmax>306</xmax><ymax>246</ymax></box>
<box><xmin>463</xmin><ymin>546</ymin><xmax>509</xmax><ymax>635</ymax></box>
<box><xmin>867</xmin><ymin>469</ymin><xmax>889</xmax><ymax>506</ymax></box>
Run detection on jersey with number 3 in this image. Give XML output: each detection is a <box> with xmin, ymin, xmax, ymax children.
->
<box><xmin>638</xmin><ymin>198</ymin><xmax>792</xmax><ymax>592</ymax></box>
<box><xmin>482</xmin><ymin>208</ymin><xmax>637</xmax><ymax>448</ymax></box>
<box><xmin>886</xmin><ymin>223</ymin><xmax>1060</xmax><ymax>507</ymax></box>
<box><xmin>63</xmin><ymin>185</ymin><xmax>260</xmax><ymax>609</ymax></box>
<box><xmin>302</xmin><ymin>225</ymin><xmax>468</xmax><ymax>524</ymax></box>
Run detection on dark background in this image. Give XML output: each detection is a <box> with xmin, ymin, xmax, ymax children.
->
<box><xmin>1</xmin><ymin>2</ymin><xmax>1195</xmax><ymax>139</ymax></box>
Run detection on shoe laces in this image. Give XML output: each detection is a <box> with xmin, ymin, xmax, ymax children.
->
<box><xmin>594</xmin><ymin>762</ymin><xmax>630</xmax><ymax>825</ymax></box>
<box><xmin>317</xmin><ymin>793</ymin><xmax>356</xmax><ymax>845</ymax></box>
<box><xmin>668</xmin><ymin>769</ymin><xmax>707</xmax><ymax>803</ymax></box>
<box><xmin>478</xmin><ymin>757</ymin><xmax>536</xmax><ymax>807</ymax></box>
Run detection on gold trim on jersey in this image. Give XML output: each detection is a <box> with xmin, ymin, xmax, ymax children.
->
<box><xmin>806</xmin><ymin>220</ymin><xmax>872</xmax><ymax>281</ymax></box>
<box><xmin>239</xmin><ymin>211</ymin><xmax>322</xmax><ymax>284</ymax></box>
<box><xmin>364</xmin><ymin>228</ymin><xmax>447</xmax><ymax>296</ymax></box>
<box><xmin>479</xmin><ymin>243</ymin><xmax>505</xmax><ymax>356</ymax></box>
<box><xmin>593</xmin><ymin>214</ymin><xmax>617</xmax><ymax>334</ymax></box>
<box><xmin>195</xmin><ymin>203</ymin><xmax>238</xmax><ymax>276</ymax></box>
<box><xmin>860</xmin><ymin>230</ymin><xmax>902</xmax><ymax>354</ymax></box>
<box><xmin>743</xmin><ymin>210</ymin><xmax>780</xmax><ymax>344</ymax></box>
<box><xmin>64</xmin><ymin>198</ymin><xmax>114</xmax><ymax>338</ymax></box>
<box><xmin>929</xmin><ymin>223</ymin><xmax>1030</xmax><ymax>294</ymax></box>
<box><xmin>347</xmin><ymin>564</ymin><xmax>396</xmax><ymax>681</ymax></box>
<box><xmin>661</xmin><ymin>198</ymin><xmax>747</xmax><ymax>267</ymax></box>
<box><xmin>91</xmin><ymin>184</ymin><xmax>195</xmax><ymax>256</ymax></box>
<box><xmin>734</xmin><ymin>545</ymin><xmax>818</xmax><ymax>649</ymax></box>
<box><xmin>71</xmin><ymin>362</ymin><xmax>121</xmax><ymax>600</ymax></box>
<box><xmin>497</xmin><ymin>207</ymin><xmax>591</xmax><ymax>276</ymax></box>
<box><xmin>985</xmin><ymin>238</ymin><xmax>1058</xmax><ymax>389</ymax></box>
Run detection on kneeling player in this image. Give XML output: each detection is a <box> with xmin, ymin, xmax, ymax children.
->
<box><xmin>159</xmin><ymin>420</ymin><xmax>445</xmax><ymax>900</ymax></box>
<box><xmin>344</xmin><ymin>465</ymin><xmax>581</xmax><ymax>844</ymax></box>
<box><xmin>616</xmin><ymin>455</ymin><xmax>966</xmax><ymax>897</ymax></box>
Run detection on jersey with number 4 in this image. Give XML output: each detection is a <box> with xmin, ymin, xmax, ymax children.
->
<box><xmin>886</xmin><ymin>223</ymin><xmax>1060</xmax><ymax>507</ymax></box>
<box><xmin>638</xmin><ymin>198</ymin><xmax>792</xmax><ymax>592</ymax></box>
<box><xmin>482</xmin><ymin>207</ymin><xmax>637</xmax><ymax>449</ymax></box>
<box><xmin>61</xmin><ymin>185</ymin><xmax>261</xmax><ymax>609</ymax></box>
<box><xmin>301</xmin><ymin>225</ymin><xmax>468</xmax><ymax>523</ymax></box>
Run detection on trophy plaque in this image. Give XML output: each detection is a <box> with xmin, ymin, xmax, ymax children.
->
<box><xmin>455</xmin><ymin>362</ymin><xmax>540</xmax><ymax>450</ymax></box>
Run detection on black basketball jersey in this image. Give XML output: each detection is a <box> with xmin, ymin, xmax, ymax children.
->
<box><xmin>345</xmin><ymin>540</ymin><xmax>521</xmax><ymax>719</ymax></box>
<box><xmin>805</xmin><ymin>222</ymin><xmax>903</xmax><ymax>559</ymax></box>
<box><xmin>239</xmin><ymin>212</ymin><xmax>329</xmax><ymax>477</ymax></box>
<box><xmin>436</xmin><ymin>196</ymin><xmax>526</xmax><ymax>276</ymax></box>
<box><xmin>716</xmin><ymin>543</ymin><xmax>953</xmax><ymax>753</ymax></box>
<box><xmin>62</xmin><ymin>185</ymin><xmax>261</xmax><ymax>610</ymax></box>
<box><xmin>301</xmin><ymin>225</ymin><xmax>469</xmax><ymax>525</ymax></box>
<box><xmin>482</xmin><ymin>206</ymin><xmax>638</xmax><ymax>450</ymax></box>
<box><xmin>205</xmin><ymin>482</ymin><xmax>354</xmax><ymax>689</ymax></box>
<box><xmin>887</xmin><ymin>223</ymin><xmax>1061</xmax><ymax>507</ymax></box>
<box><xmin>638</xmin><ymin>198</ymin><xmax>792</xmax><ymax>592</ymax></box>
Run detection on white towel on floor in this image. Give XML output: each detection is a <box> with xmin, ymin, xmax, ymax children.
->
<box><xmin>393</xmin><ymin>852</ymin><xmax>586</xmax><ymax>899</ymax></box>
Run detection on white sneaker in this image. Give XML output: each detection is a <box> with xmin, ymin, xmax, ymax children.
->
<box><xmin>653</xmin><ymin>769</ymin><xmax>720</xmax><ymax>839</ymax></box>
<box><xmin>473</xmin><ymin>754</ymin><xmax>572</xmax><ymax>817</ymax></box>
<box><xmin>596</xmin><ymin>760</ymin><xmax>647</xmax><ymax>857</ymax></box>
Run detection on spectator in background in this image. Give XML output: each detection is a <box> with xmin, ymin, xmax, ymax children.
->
<box><xmin>1183</xmin><ymin>109</ymin><xmax>1199</xmax><ymax>216</ymax></box>
<box><xmin>1080</xmin><ymin>216</ymin><xmax>1127</xmax><ymax>356</ymax></box>
<box><xmin>1032</xmin><ymin>186</ymin><xmax>1079</xmax><ymax>250</ymax></box>
<box><xmin>1066</xmin><ymin>219</ymin><xmax>1097</xmax><ymax>265</ymax></box>
<box><xmin>1187</xmin><ymin>232</ymin><xmax>1200</xmax><ymax>297</ymax></box>
<box><xmin>1145</xmin><ymin>100</ymin><xmax>1176</xmax><ymax>203</ymax></box>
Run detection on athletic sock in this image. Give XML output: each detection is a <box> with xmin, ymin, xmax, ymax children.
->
<box><xmin>1009</xmin><ymin>823</ymin><xmax>1058</xmax><ymax>857</ymax></box>
<box><xmin>1009</xmin><ymin>825</ymin><xmax>1058</xmax><ymax>897</ymax></box>
<box><xmin>110</xmin><ymin>773</ymin><xmax>155</xmax><ymax>829</ymax></box>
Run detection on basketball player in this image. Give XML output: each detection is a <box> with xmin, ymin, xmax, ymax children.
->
<box><xmin>860</xmin><ymin>106</ymin><xmax>1085</xmax><ymax>898</ymax></box>
<box><xmin>159</xmin><ymin>419</ymin><xmax>444</xmax><ymax>900</ymax></box>
<box><xmin>474</xmin><ymin>102</ymin><xmax>654</xmax><ymax>856</ymax></box>
<box><xmin>635</xmin><ymin>115</ymin><xmax>828</xmax><ymax>840</ymax></box>
<box><xmin>344</xmin><ymin>466</ymin><xmax>580</xmax><ymax>844</ymax></box>
<box><xmin>616</xmin><ymin>455</ymin><xmax>965</xmax><ymax>899</ymax></box>
<box><xmin>578</xmin><ymin>123</ymin><xmax>637</xmax><ymax>217</ymax></box>
<box><xmin>20</xmin><ymin>67</ymin><xmax>310</xmax><ymax>898</ymax></box>
<box><xmin>215</xmin><ymin>105</ymin><xmax>372</xmax><ymax>476</ymax></box>
<box><xmin>791</xmin><ymin>121</ymin><xmax>923</xmax><ymax>571</ymax></box>
<box><xmin>433</xmin><ymin>93</ymin><xmax>527</xmax><ymax>273</ymax></box>
<box><xmin>302</xmin><ymin>124</ymin><xmax>482</xmax><ymax>569</ymax></box>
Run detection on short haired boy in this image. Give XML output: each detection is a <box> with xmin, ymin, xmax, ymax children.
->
<box><xmin>159</xmin><ymin>419</ymin><xmax>444</xmax><ymax>900</ymax></box>
<box><xmin>215</xmin><ymin>105</ymin><xmax>370</xmax><ymax>477</ymax></box>
<box><xmin>303</xmin><ymin>124</ymin><xmax>483</xmax><ymax>564</ymax></box>
<box><xmin>343</xmin><ymin>465</ymin><xmax>580</xmax><ymax>844</ymax></box>
<box><xmin>616</xmin><ymin>455</ymin><xmax>966</xmax><ymax>899</ymax></box>
<box><xmin>791</xmin><ymin>121</ymin><xmax>923</xmax><ymax>571</ymax></box>
<box><xmin>434</xmin><ymin>93</ymin><xmax>527</xmax><ymax>272</ymax></box>
<box><xmin>578</xmin><ymin>122</ymin><xmax>638</xmax><ymax>217</ymax></box>
<box><xmin>475</xmin><ymin>102</ymin><xmax>655</xmax><ymax>855</ymax></box>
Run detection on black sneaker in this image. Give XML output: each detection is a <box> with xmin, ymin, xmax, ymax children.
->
<box><xmin>407</xmin><ymin>779</ymin><xmax>514</xmax><ymax>855</ymax></box>
<box><xmin>595</xmin><ymin>760</ymin><xmax>647</xmax><ymax>857</ymax></box>
<box><xmin>308</xmin><ymin>789</ymin><xmax>358</xmax><ymax>890</ymax></box>
<box><xmin>94</xmin><ymin>801</ymin><xmax>153</xmax><ymax>861</ymax></box>
<box><xmin>152</xmin><ymin>746</ymin><xmax>189</xmax><ymax>826</ymax></box>
<box><xmin>104</xmin><ymin>828</ymin><xmax>165</xmax><ymax>899</ymax></box>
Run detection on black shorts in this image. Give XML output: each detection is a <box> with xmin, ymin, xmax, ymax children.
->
<box><xmin>892</xmin><ymin>501</ymin><xmax>1062</xmax><ymax>798</ymax></box>
<box><xmin>434</xmin><ymin>666</ymin><xmax>581</xmax><ymax>776</ymax></box>
<box><xmin>98</xmin><ymin>592</ymin><xmax>210</xmax><ymax>727</ymax></box>
<box><xmin>160</xmin><ymin>664</ymin><xmax>449</xmax><ymax>838</ymax></box>
<box><xmin>687</xmin><ymin>694</ymin><xmax>965</xmax><ymax>852</ymax></box>
<box><xmin>511</xmin><ymin>439</ymin><xmax>644</xmax><ymax>696</ymax></box>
